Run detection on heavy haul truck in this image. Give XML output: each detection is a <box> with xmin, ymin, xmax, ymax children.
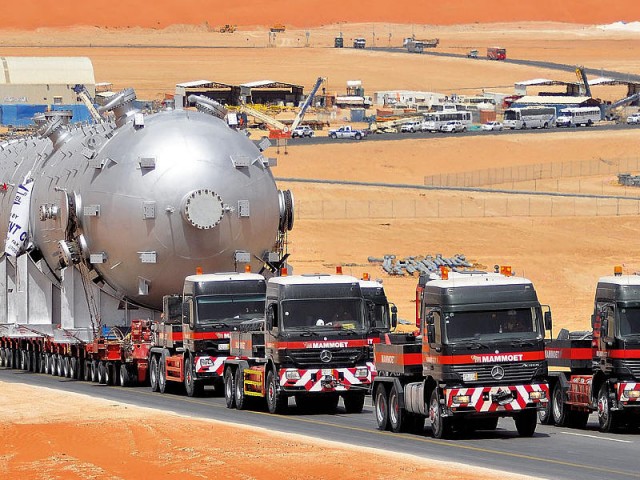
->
<box><xmin>541</xmin><ymin>267</ymin><xmax>640</xmax><ymax>432</ymax></box>
<box><xmin>223</xmin><ymin>273</ymin><xmax>394</xmax><ymax>414</ymax></box>
<box><xmin>373</xmin><ymin>267</ymin><xmax>551</xmax><ymax>438</ymax></box>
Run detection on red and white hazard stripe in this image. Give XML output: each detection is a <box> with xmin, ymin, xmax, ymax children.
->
<box><xmin>446</xmin><ymin>383</ymin><xmax>549</xmax><ymax>412</ymax></box>
<box><xmin>195</xmin><ymin>356</ymin><xmax>226</xmax><ymax>375</ymax></box>
<box><xmin>279</xmin><ymin>365</ymin><xmax>374</xmax><ymax>392</ymax></box>
<box><xmin>617</xmin><ymin>382</ymin><xmax>640</xmax><ymax>402</ymax></box>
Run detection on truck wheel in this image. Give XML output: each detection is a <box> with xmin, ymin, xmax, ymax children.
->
<box><xmin>224</xmin><ymin>367</ymin><xmax>236</xmax><ymax>408</ymax></box>
<box><xmin>552</xmin><ymin>382</ymin><xmax>569</xmax><ymax>426</ymax></box>
<box><xmin>343</xmin><ymin>392</ymin><xmax>365</xmax><ymax>414</ymax></box>
<box><xmin>355</xmin><ymin>133</ymin><xmax>362</xmax><ymax>140</ymax></box>
<box><xmin>598</xmin><ymin>383</ymin><xmax>619</xmax><ymax>432</ymax></box>
<box><xmin>97</xmin><ymin>362</ymin><xmax>106</xmax><ymax>384</ymax></box>
<box><xmin>120</xmin><ymin>364</ymin><xmax>132</xmax><ymax>387</ymax></box>
<box><xmin>330</xmin><ymin>133</ymin><xmax>337</xmax><ymax>139</ymax></box>
<box><xmin>429</xmin><ymin>389</ymin><xmax>451</xmax><ymax>439</ymax></box>
<box><xmin>105</xmin><ymin>362</ymin><xmax>114</xmax><ymax>386</ymax></box>
<box><xmin>185</xmin><ymin>357</ymin><xmax>204</xmax><ymax>397</ymax></box>
<box><xmin>149</xmin><ymin>356</ymin><xmax>159</xmax><ymax>392</ymax></box>
<box><xmin>235</xmin><ymin>367</ymin><xmax>248</xmax><ymax>410</ymax></box>
<box><xmin>63</xmin><ymin>357</ymin><xmax>71</xmax><ymax>378</ymax></box>
<box><xmin>388</xmin><ymin>383</ymin><xmax>405</xmax><ymax>432</ymax></box>
<box><xmin>515</xmin><ymin>409</ymin><xmax>538</xmax><ymax>437</ymax></box>
<box><xmin>56</xmin><ymin>355</ymin><xmax>64</xmax><ymax>377</ymax></box>
<box><xmin>538</xmin><ymin>398</ymin><xmax>553</xmax><ymax>425</ymax></box>
<box><xmin>0</xmin><ymin>348</ymin><xmax>5</xmax><ymax>367</ymax></box>
<box><xmin>158</xmin><ymin>355</ymin><xmax>168</xmax><ymax>393</ymax></box>
<box><xmin>43</xmin><ymin>354</ymin><xmax>50</xmax><ymax>374</ymax></box>
<box><xmin>266</xmin><ymin>370</ymin><xmax>287</xmax><ymax>414</ymax></box>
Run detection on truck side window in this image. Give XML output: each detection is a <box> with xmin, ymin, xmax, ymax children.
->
<box><xmin>432</xmin><ymin>310</ymin><xmax>442</xmax><ymax>344</ymax></box>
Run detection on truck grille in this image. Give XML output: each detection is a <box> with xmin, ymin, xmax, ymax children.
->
<box><xmin>622</xmin><ymin>360</ymin><xmax>640</xmax><ymax>378</ymax></box>
<box><xmin>450</xmin><ymin>362</ymin><xmax>540</xmax><ymax>385</ymax></box>
<box><xmin>287</xmin><ymin>348</ymin><xmax>367</xmax><ymax>368</ymax></box>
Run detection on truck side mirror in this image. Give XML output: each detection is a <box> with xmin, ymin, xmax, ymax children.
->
<box><xmin>182</xmin><ymin>302</ymin><xmax>189</xmax><ymax>324</ymax></box>
<box><xmin>390</xmin><ymin>304</ymin><xmax>398</xmax><ymax>329</ymax></box>
<box><xmin>544</xmin><ymin>311</ymin><xmax>552</xmax><ymax>331</ymax></box>
<box><xmin>266</xmin><ymin>304</ymin><xmax>278</xmax><ymax>330</ymax></box>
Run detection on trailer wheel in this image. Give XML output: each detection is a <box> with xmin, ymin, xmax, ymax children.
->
<box><xmin>185</xmin><ymin>357</ymin><xmax>204</xmax><ymax>397</ymax></box>
<box><xmin>64</xmin><ymin>357</ymin><xmax>72</xmax><ymax>378</ymax></box>
<box><xmin>343</xmin><ymin>392</ymin><xmax>365</xmax><ymax>414</ymax></box>
<box><xmin>43</xmin><ymin>354</ymin><xmax>50</xmax><ymax>374</ymax></box>
<box><xmin>552</xmin><ymin>382</ymin><xmax>569</xmax><ymax>427</ymax></box>
<box><xmin>597</xmin><ymin>383</ymin><xmax>620</xmax><ymax>432</ymax></box>
<box><xmin>23</xmin><ymin>350</ymin><xmax>30</xmax><ymax>371</ymax></box>
<box><xmin>69</xmin><ymin>357</ymin><xmax>78</xmax><ymax>380</ymax></box>
<box><xmin>149</xmin><ymin>355</ymin><xmax>159</xmax><ymax>392</ymax></box>
<box><xmin>84</xmin><ymin>361</ymin><xmax>92</xmax><ymax>382</ymax></box>
<box><xmin>429</xmin><ymin>389</ymin><xmax>451</xmax><ymax>439</ymax></box>
<box><xmin>56</xmin><ymin>355</ymin><xmax>64</xmax><ymax>377</ymax></box>
<box><xmin>91</xmin><ymin>360</ymin><xmax>99</xmax><ymax>383</ymax></box>
<box><xmin>266</xmin><ymin>370</ymin><xmax>287</xmax><ymax>414</ymax></box>
<box><xmin>97</xmin><ymin>362</ymin><xmax>106</xmax><ymax>384</ymax></box>
<box><xmin>388</xmin><ymin>383</ymin><xmax>405</xmax><ymax>433</ymax></box>
<box><xmin>224</xmin><ymin>367</ymin><xmax>236</xmax><ymax>408</ymax></box>
<box><xmin>120</xmin><ymin>364</ymin><xmax>132</xmax><ymax>387</ymax></box>
<box><xmin>0</xmin><ymin>348</ymin><xmax>5</xmax><ymax>367</ymax></box>
<box><xmin>515</xmin><ymin>409</ymin><xmax>538</xmax><ymax>437</ymax></box>
<box><xmin>235</xmin><ymin>367</ymin><xmax>248</xmax><ymax>410</ymax></box>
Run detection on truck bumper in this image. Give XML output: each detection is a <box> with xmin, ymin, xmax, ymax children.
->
<box><xmin>194</xmin><ymin>355</ymin><xmax>227</xmax><ymax>379</ymax></box>
<box><xmin>278</xmin><ymin>363</ymin><xmax>374</xmax><ymax>393</ymax></box>
<box><xmin>617</xmin><ymin>382</ymin><xmax>640</xmax><ymax>407</ymax></box>
<box><xmin>445</xmin><ymin>383</ymin><xmax>549</xmax><ymax>415</ymax></box>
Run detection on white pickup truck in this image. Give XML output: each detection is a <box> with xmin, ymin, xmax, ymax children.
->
<box><xmin>328</xmin><ymin>125</ymin><xmax>368</xmax><ymax>140</ymax></box>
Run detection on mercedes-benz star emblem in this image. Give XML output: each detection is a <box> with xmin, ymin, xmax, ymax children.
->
<box><xmin>320</xmin><ymin>350</ymin><xmax>332</xmax><ymax>363</ymax></box>
<box><xmin>491</xmin><ymin>365</ymin><xmax>505</xmax><ymax>380</ymax></box>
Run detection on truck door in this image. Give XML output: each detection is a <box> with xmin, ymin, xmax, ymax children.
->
<box><xmin>424</xmin><ymin>308</ymin><xmax>443</xmax><ymax>376</ymax></box>
<box><xmin>594</xmin><ymin>302</ymin><xmax>615</xmax><ymax>373</ymax></box>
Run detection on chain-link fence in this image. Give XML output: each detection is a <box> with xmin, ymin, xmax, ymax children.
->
<box><xmin>424</xmin><ymin>156</ymin><xmax>640</xmax><ymax>192</ymax></box>
<box><xmin>295</xmin><ymin>196</ymin><xmax>640</xmax><ymax>219</ymax></box>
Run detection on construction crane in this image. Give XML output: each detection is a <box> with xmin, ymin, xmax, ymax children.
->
<box><xmin>575</xmin><ymin>66</ymin><xmax>592</xmax><ymax>98</ymax></box>
<box><xmin>290</xmin><ymin>77</ymin><xmax>325</xmax><ymax>131</ymax></box>
<box><xmin>237</xmin><ymin>104</ymin><xmax>290</xmax><ymax>139</ymax></box>
<box><xmin>72</xmin><ymin>84</ymin><xmax>103</xmax><ymax>123</ymax></box>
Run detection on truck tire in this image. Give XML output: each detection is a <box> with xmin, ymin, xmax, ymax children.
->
<box><xmin>429</xmin><ymin>389</ymin><xmax>452</xmax><ymax>439</ymax></box>
<box><xmin>63</xmin><ymin>357</ymin><xmax>71</xmax><ymax>378</ymax></box>
<box><xmin>91</xmin><ymin>360</ymin><xmax>99</xmax><ymax>383</ymax></box>
<box><xmin>0</xmin><ymin>348</ymin><xmax>6</xmax><ymax>367</ymax></box>
<box><xmin>84</xmin><ymin>361</ymin><xmax>92</xmax><ymax>382</ymax></box>
<box><xmin>235</xmin><ymin>367</ymin><xmax>248</xmax><ymax>410</ymax></box>
<box><xmin>224</xmin><ymin>367</ymin><xmax>236</xmax><ymax>408</ymax></box>
<box><xmin>515</xmin><ymin>409</ymin><xmax>538</xmax><ymax>437</ymax></box>
<box><xmin>69</xmin><ymin>357</ymin><xmax>78</xmax><ymax>380</ymax></box>
<box><xmin>388</xmin><ymin>383</ymin><xmax>404</xmax><ymax>433</ymax></box>
<box><xmin>158</xmin><ymin>354</ymin><xmax>168</xmax><ymax>393</ymax></box>
<box><xmin>56</xmin><ymin>355</ymin><xmax>64</xmax><ymax>377</ymax></box>
<box><xmin>355</xmin><ymin>133</ymin><xmax>362</xmax><ymax>140</ymax></box>
<box><xmin>105</xmin><ymin>362</ymin><xmax>114</xmax><ymax>386</ymax></box>
<box><xmin>597</xmin><ymin>383</ymin><xmax>619</xmax><ymax>432</ymax></box>
<box><xmin>551</xmin><ymin>382</ymin><xmax>569</xmax><ymax>427</ymax></box>
<box><xmin>43</xmin><ymin>353</ymin><xmax>50</xmax><ymax>374</ymax></box>
<box><xmin>343</xmin><ymin>392</ymin><xmax>365</xmax><ymax>414</ymax></box>
<box><xmin>120</xmin><ymin>364</ymin><xmax>132</xmax><ymax>387</ymax></box>
<box><xmin>266</xmin><ymin>369</ymin><xmax>287</xmax><ymax>414</ymax></box>
<box><xmin>97</xmin><ymin>362</ymin><xmax>106</xmax><ymax>385</ymax></box>
<box><xmin>329</xmin><ymin>133</ymin><xmax>337</xmax><ymax>139</ymax></box>
<box><xmin>185</xmin><ymin>357</ymin><xmax>204</xmax><ymax>397</ymax></box>
<box><xmin>538</xmin><ymin>398</ymin><xmax>553</xmax><ymax>425</ymax></box>
<box><xmin>149</xmin><ymin>355</ymin><xmax>159</xmax><ymax>392</ymax></box>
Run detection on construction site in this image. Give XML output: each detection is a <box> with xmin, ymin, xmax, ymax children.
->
<box><xmin>1</xmin><ymin>2</ymin><xmax>640</xmax><ymax>479</ymax></box>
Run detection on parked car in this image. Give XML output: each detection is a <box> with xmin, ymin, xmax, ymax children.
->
<box><xmin>440</xmin><ymin>120</ymin><xmax>466</xmax><ymax>133</ymax></box>
<box><xmin>626</xmin><ymin>113</ymin><xmax>640</xmax><ymax>125</ymax></box>
<box><xmin>291</xmin><ymin>125</ymin><xmax>315</xmax><ymax>137</ymax></box>
<box><xmin>481</xmin><ymin>121</ymin><xmax>503</xmax><ymax>131</ymax></box>
<box><xmin>400</xmin><ymin>121</ymin><xmax>422</xmax><ymax>133</ymax></box>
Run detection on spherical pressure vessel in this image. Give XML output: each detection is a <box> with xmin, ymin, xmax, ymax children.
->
<box><xmin>0</xmin><ymin>90</ymin><xmax>293</xmax><ymax>309</ymax></box>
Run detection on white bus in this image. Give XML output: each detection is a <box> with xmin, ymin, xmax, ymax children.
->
<box><xmin>503</xmin><ymin>106</ymin><xmax>556</xmax><ymax>130</ymax></box>
<box><xmin>421</xmin><ymin>110</ymin><xmax>473</xmax><ymax>132</ymax></box>
<box><xmin>555</xmin><ymin>107</ymin><xmax>601</xmax><ymax>127</ymax></box>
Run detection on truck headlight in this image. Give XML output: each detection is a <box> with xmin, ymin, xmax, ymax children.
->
<box><xmin>285</xmin><ymin>370</ymin><xmax>300</xmax><ymax>380</ymax></box>
<box><xmin>529</xmin><ymin>391</ymin><xmax>546</xmax><ymax>401</ymax></box>
<box><xmin>624</xmin><ymin>389</ymin><xmax>640</xmax><ymax>399</ymax></box>
<box><xmin>199</xmin><ymin>357</ymin><xmax>213</xmax><ymax>367</ymax></box>
<box><xmin>453</xmin><ymin>395</ymin><xmax>470</xmax><ymax>404</ymax></box>
<box><xmin>355</xmin><ymin>367</ymin><xmax>369</xmax><ymax>378</ymax></box>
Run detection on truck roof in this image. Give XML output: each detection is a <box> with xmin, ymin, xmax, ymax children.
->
<box><xmin>184</xmin><ymin>272</ymin><xmax>265</xmax><ymax>283</ymax></box>
<box><xmin>269</xmin><ymin>274</ymin><xmax>360</xmax><ymax>286</ymax></box>
<box><xmin>426</xmin><ymin>272</ymin><xmax>533</xmax><ymax>289</ymax></box>
<box><xmin>597</xmin><ymin>275</ymin><xmax>640</xmax><ymax>286</ymax></box>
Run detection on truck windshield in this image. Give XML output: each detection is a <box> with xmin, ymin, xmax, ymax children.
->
<box><xmin>444</xmin><ymin>308</ymin><xmax>541</xmax><ymax>342</ymax></box>
<box><xmin>196</xmin><ymin>295</ymin><xmax>265</xmax><ymax>325</ymax></box>
<box><xmin>504</xmin><ymin>111</ymin><xmax>519</xmax><ymax>121</ymax></box>
<box><xmin>617</xmin><ymin>307</ymin><xmax>640</xmax><ymax>337</ymax></box>
<box><xmin>281</xmin><ymin>298</ymin><xmax>365</xmax><ymax>332</ymax></box>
